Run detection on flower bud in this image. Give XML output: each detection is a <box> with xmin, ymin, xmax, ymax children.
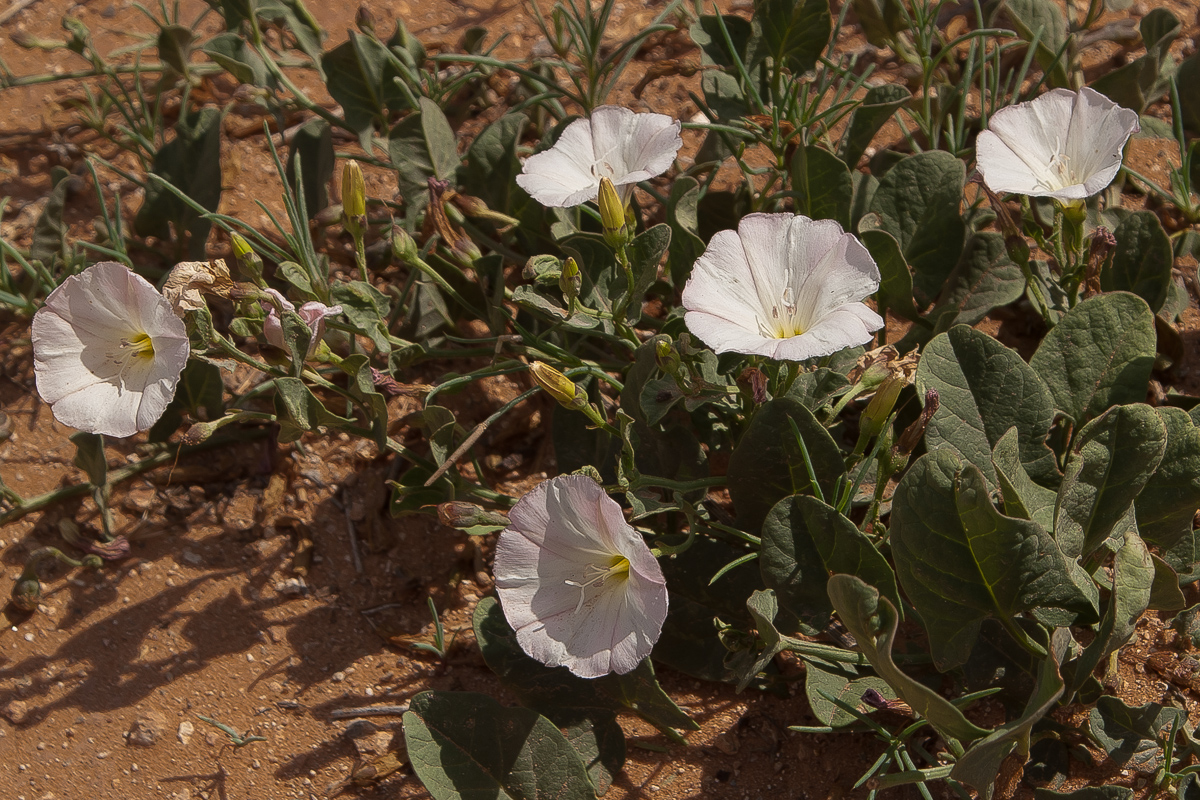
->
<box><xmin>230</xmin><ymin>232</ymin><xmax>264</xmax><ymax>284</ymax></box>
<box><xmin>859</xmin><ymin>376</ymin><xmax>904</xmax><ymax>443</ymax></box>
<box><xmin>342</xmin><ymin>161</ymin><xmax>367</xmax><ymax>221</ymax></box>
<box><xmin>655</xmin><ymin>339</ymin><xmax>681</xmax><ymax>374</ymax></box>
<box><xmin>598</xmin><ymin>177</ymin><xmax>629</xmax><ymax>248</ymax></box>
<box><xmin>437</xmin><ymin>501</ymin><xmax>509</xmax><ymax>530</ymax></box>
<box><xmin>390</xmin><ymin>225</ymin><xmax>419</xmax><ymax>264</ymax></box>
<box><xmin>738</xmin><ymin>367</ymin><xmax>769</xmax><ymax>405</ymax></box>
<box><xmin>530</xmin><ymin>362</ymin><xmax>584</xmax><ymax>408</ymax></box>
<box><xmin>558</xmin><ymin>257</ymin><xmax>581</xmax><ymax>302</ymax></box>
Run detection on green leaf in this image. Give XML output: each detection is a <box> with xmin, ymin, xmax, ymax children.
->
<box><xmin>665</xmin><ymin>177</ymin><xmax>707</xmax><ymax>288</ymax></box>
<box><xmin>760</xmin><ymin>495</ymin><xmax>899</xmax><ymax>633</ymax></box>
<box><xmin>1148</xmin><ymin>554</ymin><xmax>1186</xmax><ymax>611</ymax></box>
<box><xmin>891</xmin><ymin>451</ymin><xmax>1095</xmax><ymax>669</ymax></box>
<box><xmin>1102</xmin><ymin>211</ymin><xmax>1173</xmax><ymax>313</ymax></box>
<box><xmin>1090</xmin><ymin>9</ymin><xmax>1180</xmax><ymax>114</ymax></box>
<box><xmin>867</xmin><ymin>150</ymin><xmax>966</xmax><ymax>307</ymax></box>
<box><xmin>861</xmin><ymin>229</ymin><xmax>921</xmax><ymax>322</ymax></box>
<box><xmin>388</xmin><ymin>96</ymin><xmax>460</xmax><ymax>217</ymax></box>
<box><xmin>915</xmin><ymin>325</ymin><xmax>1058</xmax><ymax>488</ymax></box>
<box><xmin>1137</xmin><ymin>407</ymin><xmax>1200</xmax><ymax>578</ymax></box>
<box><xmin>29</xmin><ymin>167</ymin><xmax>71</xmax><ymax>269</ymax></box>
<box><xmin>1064</xmin><ymin>528</ymin><xmax>1153</xmax><ymax>701</ymax></box>
<box><xmin>690</xmin><ymin>14</ymin><xmax>753</xmax><ymax>69</ymax></box>
<box><xmin>148</xmin><ymin>359</ymin><xmax>227</xmax><ymax>442</ymax></box>
<box><xmin>950</xmin><ymin>629</ymin><xmax>1068</xmax><ymax>800</ymax></box>
<box><xmin>804</xmin><ymin>661</ymin><xmax>895</xmax><ymax>728</ymax></box>
<box><xmin>747</xmin><ymin>0</ymin><xmax>831</xmax><ymax>76</ymax></box>
<box><xmin>156</xmin><ymin>24</ymin><xmax>195</xmax><ymax>76</ymax></box>
<box><xmin>622</xmin><ymin>224</ymin><xmax>671</xmax><ymax>322</ymax></box>
<box><xmin>839</xmin><ymin>83</ymin><xmax>910</xmax><ymax>168</ymax></box>
<box><xmin>202</xmin><ymin>32</ymin><xmax>272</xmax><ymax>88</ymax></box>
<box><xmin>70</xmin><ymin>432</ymin><xmax>108</xmax><ymax>487</ymax></box>
<box><xmin>1030</xmin><ymin>292</ymin><xmax>1156</xmax><ymax>426</ymax></box>
<box><xmin>1001</xmin><ymin>0</ymin><xmax>1070</xmax><ymax>88</ymax></box>
<box><xmin>932</xmin><ymin>232</ymin><xmax>1026</xmax><ymax>327</ymax></box>
<box><xmin>991</xmin><ymin>428</ymin><xmax>1057</xmax><ymax>529</ymax></box>
<box><xmin>827</xmin><ymin>574</ymin><xmax>991</xmax><ymax>743</ymax></box>
<box><xmin>473</xmin><ymin>598</ymin><xmax>697</xmax><ymax>735</ymax></box>
<box><xmin>331</xmin><ymin>279</ymin><xmax>392</xmax><ymax>354</ymax></box>
<box><xmin>254</xmin><ymin>0</ymin><xmax>326</xmax><ymax>69</ymax></box>
<box><xmin>272</xmin><ymin>377</ymin><xmax>354</xmax><ymax>442</ymax></box>
<box><xmin>461</xmin><ymin>113</ymin><xmax>527</xmax><ymax>214</ymax></box>
<box><xmin>549</xmin><ymin>711</ymin><xmax>625</xmax><ymax>797</ymax></box>
<box><xmin>790</xmin><ymin>145</ymin><xmax>852</xmax><ymax>228</ymax></box>
<box><xmin>323</xmin><ymin>32</ymin><xmax>404</xmax><ymax>148</ymax></box>
<box><xmin>1180</xmin><ymin>53</ymin><xmax>1200</xmax><ymax>136</ymax></box>
<box><xmin>1088</xmin><ymin>696</ymin><xmax>1185</xmax><ymax>773</ymax></box>
<box><xmin>727</xmin><ymin>397</ymin><xmax>844</xmax><ymax>534</ymax></box>
<box><xmin>1054</xmin><ymin>404</ymin><xmax>1167</xmax><ymax>560</ymax></box>
<box><xmin>286</xmin><ymin>118</ymin><xmax>334</xmax><ymax>220</ymax></box>
<box><xmin>403</xmin><ymin>690</ymin><xmax>595</xmax><ymax>800</ymax></box>
<box><xmin>135</xmin><ymin>107</ymin><xmax>224</xmax><ymax>259</ymax></box>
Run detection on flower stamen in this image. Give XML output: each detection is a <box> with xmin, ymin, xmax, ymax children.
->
<box><xmin>564</xmin><ymin>555</ymin><xmax>631</xmax><ymax>613</ymax></box>
<box><xmin>112</xmin><ymin>332</ymin><xmax>155</xmax><ymax>393</ymax></box>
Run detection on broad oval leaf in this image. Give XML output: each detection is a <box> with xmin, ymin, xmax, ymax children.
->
<box><xmin>1029</xmin><ymin>292</ymin><xmax>1155</xmax><ymax>425</ymax></box>
<box><xmin>867</xmin><ymin>150</ymin><xmax>966</xmax><ymax>306</ymax></box>
<box><xmin>891</xmin><ymin>451</ymin><xmax>1095</xmax><ymax>670</ymax></box>
<box><xmin>760</xmin><ymin>494</ymin><xmax>899</xmax><ymax>633</ymax></box>
<box><xmin>915</xmin><ymin>325</ymin><xmax>1058</xmax><ymax>488</ymax></box>
<box><xmin>1102</xmin><ymin>211</ymin><xmax>1173</xmax><ymax>313</ymax></box>
<box><xmin>1054</xmin><ymin>404</ymin><xmax>1167</xmax><ymax>561</ymax></box>
<box><xmin>403</xmin><ymin>690</ymin><xmax>595</xmax><ymax>800</ymax></box>
<box><xmin>727</xmin><ymin>398</ymin><xmax>844</xmax><ymax>534</ymax></box>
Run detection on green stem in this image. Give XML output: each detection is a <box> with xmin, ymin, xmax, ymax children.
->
<box><xmin>0</xmin><ymin>430</ymin><xmax>271</xmax><ymax>526</ymax></box>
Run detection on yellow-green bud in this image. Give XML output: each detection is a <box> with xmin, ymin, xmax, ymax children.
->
<box><xmin>530</xmin><ymin>362</ymin><xmax>584</xmax><ymax>408</ymax></box>
<box><xmin>558</xmin><ymin>257</ymin><xmax>581</xmax><ymax>302</ymax></box>
<box><xmin>230</xmin><ymin>232</ymin><xmax>264</xmax><ymax>284</ymax></box>
<box><xmin>598</xmin><ymin>177</ymin><xmax>629</xmax><ymax>247</ymax></box>
<box><xmin>391</xmin><ymin>225</ymin><xmax>419</xmax><ymax>264</ymax></box>
<box><xmin>437</xmin><ymin>501</ymin><xmax>509</xmax><ymax>530</ymax></box>
<box><xmin>655</xmin><ymin>339</ymin><xmax>681</xmax><ymax>373</ymax></box>
<box><xmin>342</xmin><ymin>160</ymin><xmax>367</xmax><ymax>236</ymax></box>
<box><xmin>859</xmin><ymin>376</ymin><xmax>905</xmax><ymax>443</ymax></box>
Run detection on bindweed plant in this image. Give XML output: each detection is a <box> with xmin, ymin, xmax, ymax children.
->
<box><xmin>3</xmin><ymin>0</ymin><xmax>1200</xmax><ymax>797</ymax></box>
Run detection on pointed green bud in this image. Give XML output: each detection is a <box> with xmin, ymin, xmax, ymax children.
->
<box><xmin>437</xmin><ymin>501</ymin><xmax>509</xmax><ymax>531</ymax></box>
<box><xmin>655</xmin><ymin>339</ymin><xmax>681</xmax><ymax>373</ymax></box>
<box><xmin>598</xmin><ymin>177</ymin><xmax>629</xmax><ymax>247</ymax></box>
<box><xmin>859</xmin><ymin>376</ymin><xmax>905</xmax><ymax>444</ymax></box>
<box><xmin>558</xmin><ymin>257</ymin><xmax>581</xmax><ymax>302</ymax></box>
<box><xmin>342</xmin><ymin>160</ymin><xmax>367</xmax><ymax>239</ymax></box>
<box><xmin>390</xmin><ymin>225</ymin><xmax>419</xmax><ymax>264</ymax></box>
<box><xmin>230</xmin><ymin>232</ymin><xmax>264</xmax><ymax>284</ymax></box>
<box><xmin>530</xmin><ymin>362</ymin><xmax>585</xmax><ymax>409</ymax></box>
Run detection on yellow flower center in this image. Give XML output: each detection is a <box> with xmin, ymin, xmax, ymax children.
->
<box><xmin>565</xmin><ymin>555</ymin><xmax>631</xmax><ymax>613</ymax></box>
<box><xmin>757</xmin><ymin>269</ymin><xmax>805</xmax><ymax>339</ymax></box>
<box><xmin>113</xmin><ymin>332</ymin><xmax>155</xmax><ymax>393</ymax></box>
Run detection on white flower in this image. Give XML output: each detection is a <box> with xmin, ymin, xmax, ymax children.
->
<box><xmin>261</xmin><ymin>289</ymin><xmax>342</xmax><ymax>358</ymax></box>
<box><xmin>494</xmin><ymin>474</ymin><xmax>668</xmax><ymax>678</ymax></box>
<box><xmin>32</xmin><ymin>261</ymin><xmax>190</xmax><ymax>438</ymax></box>
<box><xmin>516</xmin><ymin>105</ymin><xmax>682</xmax><ymax>208</ymax></box>
<box><xmin>976</xmin><ymin>87</ymin><xmax>1139</xmax><ymax>201</ymax></box>
<box><xmin>682</xmin><ymin>213</ymin><xmax>884</xmax><ymax>361</ymax></box>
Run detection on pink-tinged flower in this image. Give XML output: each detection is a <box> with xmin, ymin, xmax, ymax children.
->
<box><xmin>32</xmin><ymin>261</ymin><xmax>190</xmax><ymax>438</ymax></box>
<box><xmin>494</xmin><ymin>474</ymin><xmax>668</xmax><ymax>678</ymax></box>
<box><xmin>976</xmin><ymin>87</ymin><xmax>1139</xmax><ymax>201</ymax></box>
<box><xmin>261</xmin><ymin>289</ymin><xmax>342</xmax><ymax>358</ymax></box>
<box><xmin>682</xmin><ymin>213</ymin><xmax>883</xmax><ymax>361</ymax></box>
<box><xmin>516</xmin><ymin>105</ymin><xmax>682</xmax><ymax>208</ymax></box>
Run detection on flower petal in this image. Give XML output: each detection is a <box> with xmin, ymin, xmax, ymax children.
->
<box><xmin>516</xmin><ymin>118</ymin><xmax>601</xmax><ymax>207</ymax></box>
<box><xmin>771</xmin><ymin>303</ymin><xmax>882</xmax><ymax>362</ymax></box>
